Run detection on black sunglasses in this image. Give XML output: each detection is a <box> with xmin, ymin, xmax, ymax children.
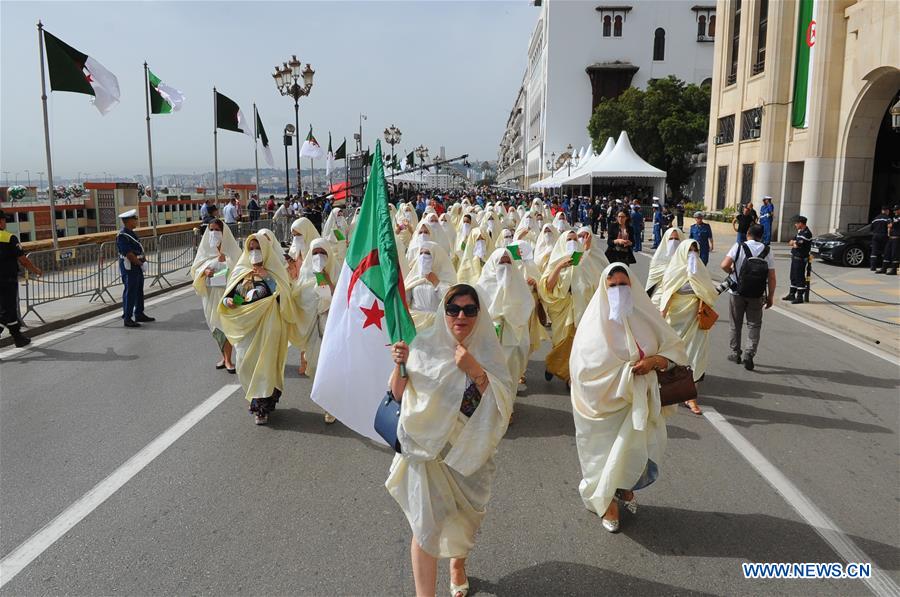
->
<box><xmin>445</xmin><ymin>304</ymin><xmax>479</xmax><ymax>318</ymax></box>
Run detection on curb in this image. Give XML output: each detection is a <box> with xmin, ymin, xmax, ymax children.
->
<box><xmin>1</xmin><ymin>281</ymin><xmax>193</xmax><ymax>348</ymax></box>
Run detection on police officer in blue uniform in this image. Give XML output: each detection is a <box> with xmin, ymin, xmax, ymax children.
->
<box><xmin>116</xmin><ymin>209</ymin><xmax>155</xmax><ymax>327</ymax></box>
<box><xmin>870</xmin><ymin>205</ymin><xmax>892</xmax><ymax>272</ymax></box>
<box><xmin>0</xmin><ymin>210</ymin><xmax>43</xmax><ymax>346</ymax></box>
<box><xmin>783</xmin><ymin>214</ymin><xmax>812</xmax><ymax>304</ymax></box>
<box><xmin>689</xmin><ymin>211</ymin><xmax>715</xmax><ymax>265</ymax></box>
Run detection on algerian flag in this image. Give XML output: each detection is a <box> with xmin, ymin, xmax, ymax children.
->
<box><xmin>148</xmin><ymin>69</ymin><xmax>184</xmax><ymax>114</ymax></box>
<box><xmin>405</xmin><ymin>151</ymin><xmax>414</xmax><ymax>167</ymax></box>
<box><xmin>326</xmin><ymin>133</ymin><xmax>335</xmax><ymax>176</ymax></box>
<box><xmin>43</xmin><ymin>29</ymin><xmax>120</xmax><ymax>115</ymax></box>
<box><xmin>255</xmin><ymin>107</ymin><xmax>275</xmax><ymax>168</ymax></box>
<box><xmin>215</xmin><ymin>91</ymin><xmax>253</xmax><ymax>139</ymax></box>
<box><xmin>300</xmin><ymin>125</ymin><xmax>325</xmax><ymax>159</ymax></box>
<box><xmin>311</xmin><ymin>140</ymin><xmax>416</xmax><ymax>443</ymax></box>
<box><xmin>334</xmin><ymin>139</ymin><xmax>347</xmax><ymax>161</ymax></box>
<box><xmin>791</xmin><ymin>0</ymin><xmax>817</xmax><ymax>128</ymax></box>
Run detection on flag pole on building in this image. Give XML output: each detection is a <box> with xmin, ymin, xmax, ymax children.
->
<box><xmin>143</xmin><ymin>62</ymin><xmax>158</xmax><ymax>238</ymax></box>
<box><xmin>253</xmin><ymin>103</ymin><xmax>260</xmax><ymax>202</ymax></box>
<box><xmin>36</xmin><ymin>21</ymin><xmax>59</xmax><ymax>250</ymax></box>
<box><xmin>213</xmin><ymin>87</ymin><xmax>219</xmax><ymax>203</ymax></box>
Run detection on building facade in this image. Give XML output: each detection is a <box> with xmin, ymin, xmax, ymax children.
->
<box><xmin>497</xmin><ymin>0</ymin><xmax>716</xmax><ymax>189</ymax></box>
<box><xmin>704</xmin><ymin>0</ymin><xmax>899</xmax><ymax>238</ymax></box>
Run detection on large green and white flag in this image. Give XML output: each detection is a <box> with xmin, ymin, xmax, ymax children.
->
<box><xmin>43</xmin><ymin>29</ymin><xmax>120</xmax><ymax>114</ymax></box>
<box><xmin>791</xmin><ymin>0</ymin><xmax>817</xmax><ymax>128</ymax></box>
<box><xmin>148</xmin><ymin>69</ymin><xmax>184</xmax><ymax>114</ymax></box>
<box><xmin>255</xmin><ymin>107</ymin><xmax>275</xmax><ymax>168</ymax></box>
<box><xmin>215</xmin><ymin>91</ymin><xmax>254</xmax><ymax>139</ymax></box>
<box><xmin>311</xmin><ymin>140</ymin><xmax>416</xmax><ymax>443</ymax></box>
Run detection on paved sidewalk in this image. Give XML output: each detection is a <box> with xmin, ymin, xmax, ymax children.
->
<box><xmin>638</xmin><ymin>231</ymin><xmax>900</xmax><ymax>357</ymax></box>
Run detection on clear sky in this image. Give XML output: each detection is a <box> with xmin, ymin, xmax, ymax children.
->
<box><xmin>1</xmin><ymin>1</ymin><xmax>536</xmax><ymax>180</ymax></box>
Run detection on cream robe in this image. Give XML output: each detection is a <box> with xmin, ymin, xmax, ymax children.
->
<box><xmin>534</xmin><ymin>224</ymin><xmax>559</xmax><ymax>273</ymax></box>
<box><xmin>190</xmin><ymin>225</ymin><xmax>241</xmax><ymax>347</ymax></box>
<box><xmin>476</xmin><ymin>248</ymin><xmax>534</xmax><ymax>385</ymax></box>
<box><xmin>293</xmin><ymin>238</ymin><xmax>339</xmax><ymax>377</ymax></box>
<box><xmin>455</xmin><ymin>227</ymin><xmax>494</xmax><ymax>286</ymax></box>
<box><xmin>658</xmin><ymin>240</ymin><xmax>719</xmax><ymax>382</ymax></box>
<box><xmin>405</xmin><ymin>241</ymin><xmax>456</xmax><ymax>331</ymax></box>
<box><xmin>287</xmin><ymin>217</ymin><xmax>321</xmax><ymax>262</ymax></box>
<box><xmin>218</xmin><ymin>229</ymin><xmax>301</xmax><ymax>402</ymax></box>
<box><xmin>322</xmin><ymin>208</ymin><xmax>351</xmax><ymax>261</ymax></box>
<box><xmin>570</xmin><ymin>263</ymin><xmax>688</xmax><ymax>514</ymax></box>
<box><xmin>646</xmin><ymin>227</ymin><xmax>683</xmax><ymax>307</ymax></box>
<box><xmin>386</xmin><ymin>287</ymin><xmax>514</xmax><ymax>558</ymax></box>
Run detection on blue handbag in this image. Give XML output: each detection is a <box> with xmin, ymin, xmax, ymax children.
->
<box><xmin>374</xmin><ymin>391</ymin><xmax>402</xmax><ymax>453</ymax></box>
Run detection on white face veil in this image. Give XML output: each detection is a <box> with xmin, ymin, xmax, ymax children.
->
<box><xmin>191</xmin><ymin>223</ymin><xmax>241</xmax><ymax>282</ymax></box>
<box><xmin>657</xmin><ymin>239</ymin><xmax>719</xmax><ymax>311</ymax></box>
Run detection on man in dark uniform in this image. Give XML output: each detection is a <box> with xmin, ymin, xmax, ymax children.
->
<box><xmin>116</xmin><ymin>209</ymin><xmax>155</xmax><ymax>328</ymax></box>
<box><xmin>870</xmin><ymin>205</ymin><xmax>892</xmax><ymax>272</ymax></box>
<box><xmin>0</xmin><ymin>210</ymin><xmax>42</xmax><ymax>346</ymax></box>
<box><xmin>674</xmin><ymin>200</ymin><xmax>685</xmax><ymax>230</ymax></box>
<box><xmin>883</xmin><ymin>205</ymin><xmax>900</xmax><ymax>275</ymax></box>
<box><xmin>783</xmin><ymin>214</ymin><xmax>812</xmax><ymax>304</ymax></box>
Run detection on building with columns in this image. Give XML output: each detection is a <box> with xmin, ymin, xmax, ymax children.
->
<box><xmin>704</xmin><ymin>0</ymin><xmax>899</xmax><ymax>239</ymax></box>
<box><xmin>497</xmin><ymin>0</ymin><xmax>716</xmax><ymax>189</ymax></box>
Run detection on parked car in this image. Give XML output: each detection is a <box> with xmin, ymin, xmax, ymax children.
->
<box><xmin>810</xmin><ymin>224</ymin><xmax>872</xmax><ymax>267</ymax></box>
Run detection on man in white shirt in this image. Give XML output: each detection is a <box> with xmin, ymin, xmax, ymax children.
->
<box><xmin>222</xmin><ymin>198</ymin><xmax>238</xmax><ymax>224</ymax></box>
<box><xmin>720</xmin><ymin>224</ymin><xmax>776</xmax><ymax>371</ymax></box>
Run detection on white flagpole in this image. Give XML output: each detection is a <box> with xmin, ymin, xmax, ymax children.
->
<box><xmin>37</xmin><ymin>21</ymin><xmax>59</xmax><ymax>249</ymax></box>
<box><xmin>253</xmin><ymin>103</ymin><xmax>260</xmax><ymax>206</ymax></box>
<box><xmin>143</xmin><ymin>62</ymin><xmax>158</xmax><ymax>237</ymax></box>
<box><xmin>213</xmin><ymin>87</ymin><xmax>219</xmax><ymax>204</ymax></box>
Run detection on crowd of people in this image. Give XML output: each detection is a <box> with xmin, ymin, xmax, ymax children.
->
<box><xmin>177</xmin><ymin>186</ymin><xmax>786</xmax><ymax>597</ymax></box>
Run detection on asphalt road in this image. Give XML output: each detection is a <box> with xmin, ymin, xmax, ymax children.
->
<box><xmin>1</xmin><ymin>254</ymin><xmax>898</xmax><ymax>596</ymax></box>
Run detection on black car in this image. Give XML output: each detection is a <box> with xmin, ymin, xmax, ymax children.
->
<box><xmin>810</xmin><ymin>225</ymin><xmax>872</xmax><ymax>267</ymax></box>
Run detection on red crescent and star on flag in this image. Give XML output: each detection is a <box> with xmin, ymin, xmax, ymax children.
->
<box><xmin>360</xmin><ymin>299</ymin><xmax>385</xmax><ymax>330</ymax></box>
<box><xmin>806</xmin><ymin>20</ymin><xmax>817</xmax><ymax>47</ymax></box>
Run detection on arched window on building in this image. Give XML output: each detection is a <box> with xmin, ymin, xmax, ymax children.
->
<box><xmin>614</xmin><ymin>15</ymin><xmax>623</xmax><ymax>37</ymax></box>
<box><xmin>653</xmin><ymin>28</ymin><xmax>665</xmax><ymax>61</ymax></box>
<box><xmin>698</xmin><ymin>15</ymin><xmax>707</xmax><ymax>38</ymax></box>
<box><xmin>603</xmin><ymin>15</ymin><xmax>611</xmax><ymax>37</ymax></box>
<box><xmin>709</xmin><ymin>15</ymin><xmax>716</xmax><ymax>37</ymax></box>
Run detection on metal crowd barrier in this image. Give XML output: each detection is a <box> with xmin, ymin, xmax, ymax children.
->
<box><xmin>20</xmin><ymin>219</ymin><xmax>286</xmax><ymax>322</ymax></box>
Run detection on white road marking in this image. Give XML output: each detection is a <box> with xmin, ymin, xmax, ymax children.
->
<box><xmin>0</xmin><ymin>286</ymin><xmax>194</xmax><ymax>360</ymax></box>
<box><xmin>770</xmin><ymin>305</ymin><xmax>896</xmax><ymax>364</ymax></box>
<box><xmin>703</xmin><ymin>406</ymin><xmax>900</xmax><ymax>597</ymax></box>
<box><xmin>0</xmin><ymin>383</ymin><xmax>240</xmax><ymax>588</ymax></box>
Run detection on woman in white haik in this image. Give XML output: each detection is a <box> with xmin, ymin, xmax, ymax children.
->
<box><xmin>190</xmin><ymin>218</ymin><xmax>241</xmax><ymax>372</ymax></box>
<box><xmin>533</xmin><ymin>223</ymin><xmax>559</xmax><ymax>273</ymax></box>
<box><xmin>658</xmin><ymin>240</ymin><xmax>718</xmax><ymax>415</ymax></box>
<box><xmin>322</xmin><ymin>207</ymin><xmax>350</xmax><ymax>261</ymax></box>
<box><xmin>476</xmin><ymin>247</ymin><xmax>534</xmax><ymax>392</ymax></box>
<box><xmin>569</xmin><ymin>263</ymin><xmax>688</xmax><ymax>532</ymax></box>
<box><xmin>405</xmin><ymin>240</ymin><xmax>456</xmax><ymax>331</ymax></box>
<box><xmin>287</xmin><ymin>216</ymin><xmax>320</xmax><ymax>266</ymax></box>
<box><xmin>386</xmin><ymin>284</ymin><xmax>513</xmax><ymax>597</ymax></box>
<box><xmin>645</xmin><ymin>227</ymin><xmax>682</xmax><ymax>306</ymax></box>
<box><xmin>456</xmin><ymin>226</ymin><xmax>494</xmax><ymax>286</ymax></box>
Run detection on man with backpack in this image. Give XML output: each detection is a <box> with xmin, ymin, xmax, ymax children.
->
<box><xmin>720</xmin><ymin>224</ymin><xmax>776</xmax><ymax>371</ymax></box>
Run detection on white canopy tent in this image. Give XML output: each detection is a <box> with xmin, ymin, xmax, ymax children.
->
<box><xmin>565</xmin><ymin>131</ymin><xmax>667</xmax><ymax>201</ymax></box>
<box><xmin>555</xmin><ymin>137</ymin><xmax>616</xmax><ymax>186</ymax></box>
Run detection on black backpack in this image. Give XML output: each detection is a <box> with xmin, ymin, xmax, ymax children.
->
<box><xmin>735</xmin><ymin>243</ymin><xmax>770</xmax><ymax>298</ymax></box>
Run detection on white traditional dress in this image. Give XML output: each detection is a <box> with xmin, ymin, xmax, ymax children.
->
<box><xmin>476</xmin><ymin>248</ymin><xmax>534</xmax><ymax>386</ymax></box>
<box><xmin>386</xmin><ymin>287</ymin><xmax>514</xmax><ymax>558</ymax></box>
<box><xmin>287</xmin><ymin>216</ymin><xmax>321</xmax><ymax>264</ymax></box>
<box><xmin>455</xmin><ymin>227</ymin><xmax>494</xmax><ymax>286</ymax></box>
<box><xmin>405</xmin><ymin>241</ymin><xmax>456</xmax><ymax>331</ymax></box>
<box><xmin>658</xmin><ymin>240</ymin><xmax>719</xmax><ymax>381</ymax></box>
<box><xmin>646</xmin><ymin>227</ymin><xmax>682</xmax><ymax>307</ymax></box>
<box><xmin>534</xmin><ymin>224</ymin><xmax>559</xmax><ymax>273</ymax></box>
<box><xmin>569</xmin><ymin>263</ymin><xmax>688</xmax><ymax>515</ymax></box>
<box><xmin>218</xmin><ymin>229</ymin><xmax>301</xmax><ymax>405</ymax></box>
<box><xmin>191</xmin><ymin>224</ymin><xmax>241</xmax><ymax>351</ymax></box>
<box><xmin>293</xmin><ymin>238</ymin><xmax>340</xmax><ymax>378</ymax></box>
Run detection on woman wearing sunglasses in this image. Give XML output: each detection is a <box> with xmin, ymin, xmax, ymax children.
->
<box><xmin>385</xmin><ymin>284</ymin><xmax>513</xmax><ymax>597</ymax></box>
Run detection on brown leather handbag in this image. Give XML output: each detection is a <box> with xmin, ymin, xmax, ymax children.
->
<box><xmin>697</xmin><ymin>301</ymin><xmax>719</xmax><ymax>330</ymax></box>
<box><xmin>658</xmin><ymin>365</ymin><xmax>698</xmax><ymax>406</ymax></box>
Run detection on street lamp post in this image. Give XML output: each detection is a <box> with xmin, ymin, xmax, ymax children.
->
<box><xmin>415</xmin><ymin>145</ymin><xmax>429</xmax><ymax>189</ymax></box>
<box><xmin>273</xmin><ymin>55</ymin><xmax>315</xmax><ymax>199</ymax></box>
<box><xmin>383</xmin><ymin>124</ymin><xmax>402</xmax><ymax>191</ymax></box>
<box><xmin>566</xmin><ymin>143</ymin><xmax>574</xmax><ymax>177</ymax></box>
<box><xmin>283</xmin><ymin>124</ymin><xmax>295</xmax><ymax>197</ymax></box>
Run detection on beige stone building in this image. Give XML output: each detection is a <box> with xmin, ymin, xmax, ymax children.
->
<box><xmin>704</xmin><ymin>0</ymin><xmax>899</xmax><ymax>240</ymax></box>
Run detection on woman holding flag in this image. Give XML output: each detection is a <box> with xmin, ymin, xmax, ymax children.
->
<box><xmin>190</xmin><ymin>218</ymin><xmax>241</xmax><ymax>372</ymax></box>
<box><xmin>219</xmin><ymin>229</ymin><xmax>299</xmax><ymax>425</ymax></box>
<box><xmin>386</xmin><ymin>284</ymin><xmax>513</xmax><ymax>597</ymax></box>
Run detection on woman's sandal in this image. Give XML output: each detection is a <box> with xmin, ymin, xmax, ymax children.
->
<box><xmin>681</xmin><ymin>400</ymin><xmax>703</xmax><ymax>415</ymax></box>
<box><xmin>615</xmin><ymin>489</ymin><xmax>638</xmax><ymax>514</ymax></box>
<box><xmin>450</xmin><ymin>581</ymin><xmax>469</xmax><ymax>597</ymax></box>
<box><xmin>215</xmin><ymin>361</ymin><xmax>226</xmax><ymax>370</ymax></box>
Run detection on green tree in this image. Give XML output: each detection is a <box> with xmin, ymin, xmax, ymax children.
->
<box><xmin>587</xmin><ymin>76</ymin><xmax>710</xmax><ymax>200</ymax></box>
